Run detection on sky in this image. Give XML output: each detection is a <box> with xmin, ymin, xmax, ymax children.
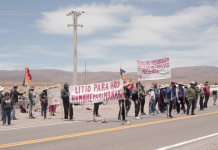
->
<box><xmin>0</xmin><ymin>0</ymin><xmax>218</xmax><ymax>72</ymax></box>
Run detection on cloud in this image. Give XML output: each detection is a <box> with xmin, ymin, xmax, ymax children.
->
<box><xmin>0</xmin><ymin>28</ymin><xmax>10</xmax><ymax>33</ymax></box>
<box><xmin>197</xmin><ymin>1</ymin><xmax>210</xmax><ymax>5</ymax></box>
<box><xmin>0</xmin><ymin>62</ymin><xmax>20</xmax><ymax>70</ymax></box>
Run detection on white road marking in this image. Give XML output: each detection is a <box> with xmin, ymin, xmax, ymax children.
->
<box><xmin>0</xmin><ymin>121</ymin><xmax>80</xmax><ymax>132</ymax></box>
<box><xmin>156</xmin><ymin>133</ymin><xmax>218</xmax><ymax>150</ymax></box>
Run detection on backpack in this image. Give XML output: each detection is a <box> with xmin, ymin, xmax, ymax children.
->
<box><xmin>213</xmin><ymin>90</ymin><xmax>217</xmax><ymax>95</ymax></box>
<box><xmin>20</xmin><ymin>105</ymin><xmax>27</xmax><ymax>113</ymax></box>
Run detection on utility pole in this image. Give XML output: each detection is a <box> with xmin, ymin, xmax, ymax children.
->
<box><xmin>67</xmin><ymin>11</ymin><xmax>84</xmax><ymax>85</ymax></box>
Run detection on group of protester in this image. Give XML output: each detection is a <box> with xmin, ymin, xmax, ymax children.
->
<box><xmin>118</xmin><ymin>80</ymin><xmax>215</xmax><ymax>121</ymax></box>
<box><xmin>0</xmin><ymin>80</ymin><xmax>216</xmax><ymax>125</ymax></box>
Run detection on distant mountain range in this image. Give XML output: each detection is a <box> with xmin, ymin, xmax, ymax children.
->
<box><xmin>0</xmin><ymin>66</ymin><xmax>218</xmax><ymax>84</ymax></box>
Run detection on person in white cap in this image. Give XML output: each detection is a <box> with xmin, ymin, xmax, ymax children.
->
<box><xmin>10</xmin><ymin>84</ymin><xmax>26</xmax><ymax>120</ymax></box>
<box><xmin>40</xmin><ymin>86</ymin><xmax>49</xmax><ymax>119</ymax></box>
<box><xmin>0</xmin><ymin>86</ymin><xmax>5</xmax><ymax>120</ymax></box>
<box><xmin>187</xmin><ymin>81</ymin><xmax>201</xmax><ymax>115</ymax></box>
<box><xmin>29</xmin><ymin>85</ymin><xmax>35</xmax><ymax>119</ymax></box>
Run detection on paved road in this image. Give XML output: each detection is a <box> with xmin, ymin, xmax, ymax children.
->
<box><xmin>1</xmin><ymin>106</ymin><xmax>218</xmax><ymax>150</ymax></box>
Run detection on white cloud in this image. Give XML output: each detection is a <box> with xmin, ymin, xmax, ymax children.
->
<box><xmin>0</xmin><ymin>62</ymin><xmax>20</xmax><ymax>70</ymax></box>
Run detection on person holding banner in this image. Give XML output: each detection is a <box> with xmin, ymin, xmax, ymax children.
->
<box><xmin>166</xmin><ymin>82</ymin><xmax>177</xmax><ymax>119</ymax></box>
<box><xmin>132</xmin><ymin>82</ymin><xmax>141</xmax><ymax>120</ymax></box>
<box><xmin>93</xmin><ymin>103</ymin><xmax>101</xmax><ymax>117</ymax></box>
<box><xmin>10</xmin><ymin>84</ymin><xmax>25</xmax><ymax>120</ymax></box>
<box><xmin>61</xmin><ymin>83</ymin><xmax>73</xmax><ymax>121</ymax></box>
<box><xmin>118</xmin><ymin>82</ymin><xmax>130</xmax><ymax>121</ymax></box>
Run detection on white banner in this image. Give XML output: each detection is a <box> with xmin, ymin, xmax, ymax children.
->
<box><xmin>136</xmin><ymin>57</ymin><xmax>171</xmax><ymax>80</ymax></box>
<box><xmin>70</xmin><ymin>79</ymin><xmax>124</xmax><ymax>104</ymax></box>
<box><xmin>47</xmin><ymin>85</ymin><xmax>61</xmax><ymax>106</ymax></box>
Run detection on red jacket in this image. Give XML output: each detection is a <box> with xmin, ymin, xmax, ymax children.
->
<box><xmin>203</xmin><ymin>85</ymin><xmax>210</xmax><ymax>96</ymax></box>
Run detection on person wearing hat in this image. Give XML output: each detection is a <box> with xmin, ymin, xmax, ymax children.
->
<box><xmin>61</xmin><ymin>83</ymin><xmax>73</xmax><ymax>121</ymax></box>
<box><xmin>149</xmin><ymin>85</ymin><xmax>159</xmax><ymax>115</ymax></box>
<box><xmin>118</xmin><ymin>82</ymin><xmax>130</xmax><ymax>121</ymax></box>
<box><xmin>166</xmin><ymin>82</ymin><xmax>177</xmax><ymax>118</ymax></box>
<box><xmin>10</xmin><ymin>84</ymin><xmax>26</xmax><ymax>120</ymax></box>
<box><xmin>203</xmin><ymin>81</ymin><xmax>210</xmax><ymax>109</ymax></box>
<box><xmin>29</xmin><ymin>85</ymin><xmax>35</xmax><ymax>119</ymax></box>
<box><xmin>0</xmin><ymin>86</ymin><xmax>5</xmax><ymax>120</ymax></box>
<box><xmin>139</xmin><ymin>84</ymin><xmax>146</xmax><ymax>115</ymax></box>
<box><xmin>187</xmin><ymin>81</ymin><xmax>201</xmax><ymax>115</ymax></box>
<box><xmin>184</xmin><ymin>84</ymin><xmax>189</xmax><ymax>107</ymax></box>
<box><xmin>176</xmin><ymin>82</ymin><xmax>186</xmax><ymax>114</ymax></box>
<box><xmin>132</xmin><ymin>81</ymin><xmax>141</xmax><ymax>119</ymax></box>
<box><xmin>40</xmin><ymin>86</ymin><xmax>49</xmax><ymax>120</ymax></box>
<box><xmin>1</xmin><ymin>92</ymin><xmax>13</xmax><ymax>126</ymax></box>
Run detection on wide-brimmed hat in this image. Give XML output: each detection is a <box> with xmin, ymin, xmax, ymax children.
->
<box><xmin>199</xmin><ymin>84</ymin><xmax>203</xmax><ymax>87</ymax></box>
<box><xmin>0</xmin><ymin>86</ymin><xmax>4</xmax><ymax>91</ymax></box>
<box><xmin>150</xmin><ymin>85</ymin><xmax>154</xmax><ymax>90</ymax></box>
<box><xmin>190</xmin><ymin>81</ymin><xmax>195</xmax><ymax>85</ymax></box>
<box><xmin>178</xmin><ymin>82</ymin><xmax>184</xmax><ymax>86</ymax></box>
<box><xmin>160</xmin><ymin>85</ymin><xmax>166</xmax><ymax>89</ymax></box>
<box><xmin>123</xmin><ymin>82</ymin><xmax>130</xmax><ymax>87</ymax></box>
<box><xmin>30</xmin><ymin>85</ymin><xmax>35</xmax><ymax>90</ymax></box>
<box><xmin>43</xmin><ymin>86</ymin><xmax>49</xmax><ymax>90</ymax></box>
<box><xmin>184</xmin><ymin>84</ymin><xmax>188</xmax><ymax>87</ymax></box>
<box><xmin>14</xmin><ymin>84</ymin><xmax>18</xmax><ymax>88</ymax></box>
<box><xmin>164</xmin><ymin>84</ymin><xmax>169</xmax><ymax>87</ymax></box>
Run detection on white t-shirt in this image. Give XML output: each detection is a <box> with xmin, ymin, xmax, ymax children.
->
<box><xmin>149</xmin><ymin>90</ymin><xmax>155</xmax><ymax>101</ymax></box>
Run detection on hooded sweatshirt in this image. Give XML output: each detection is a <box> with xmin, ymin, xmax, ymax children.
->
<box><xmin>10</xmin><ymin>88</ymin><xmax>23</xmax><ymax>103</ymax></box>
<box><xmin>61</xmin><ymin>83</ymin><xmax>69</xmax><ymax>102</ymax></box>
<box><xmin>166</xmin><ymin>86</ymin><xmax>176</xmax><ymax>101</ymax></box>
<box><xmin>1</xmin><ymin>97</ymin><xmax>13</xmax><ymax>110</ymax></box>
<box><xmin>187</xmin><ymin>86</ymin><xmax>201</xmax><ymax>99</ymax></box>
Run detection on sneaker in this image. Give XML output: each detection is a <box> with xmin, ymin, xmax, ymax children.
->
<box><xmin>177</xmin><ymin>100</ymin><xmax>180</xmax><ymax>103</ymax></box>
<box><xmin>141</xmin><ymin>113</ymin><xmax>146</xmax><ymax>115</ymax></box>
<box><xmin>3</xmin><ymin>124</ymin><xmax>7</xmax><ymax>126</ymax></box>
<box><xmin>118</xmin><ymin>119</ymin><xmax>121</xmax><ymax>122</ymax></box>
<box><xmin>93</xmin><ymin>115</ymin><xmax>96</xmax><ymax>117</ymax></box>
<box><xmin>214</xmin><ymin>104</ymin><xmax>217</xmax><ymax>105</ymax></box>
<box><xmin>44</xmin><ymin>117</ymin><xmax>48</xmax><ymax>119</ymax></box>
<box><xmin>167</xmin><ymin>115</ymin><xmax>170</xmax><ymax>119</ymax></box>
<box><xmin>170</xmin><ymin>115</ymin><xmax>173</xmax><ymax>118</ymax></box>
<box><xmin>96</xmin><ymin>115</ymin><xmax>101</xmax><ymax>117</ymax></box>
<box><xmin>207</xmin><ymin>107</ymin><xmax>209</xmax><ymax>109</ymax></box>
<box><xmin>177</xmin><ymin>113</ymin><xmax>181</xmax><ymax>114</ymax></box>
<box><xmin>156</xmin><ymin>111</ymin><xmax>160</xmax><ymax>114</ymax></box>
<box><xmin>191</xmin><ymin>113</ymin><xmax>196</xmax><ymax>115</ymax></box>
<box><xmin>8</xmin><ymin>124</ymin><xmax>12</xmax><ymax>126</ymax></box>
<box><xmin>42</xmin><ymin>117</ymin><xmax>44</xmax><ymax>120</ymax></box>
<box><xmin>13</xmin><ymin>117</ymin><xmax>17</xmax><ymax>120</ymax></box>
<box><xmin>135</xmin><ymin>117</ymin><xmax>140</xmax><ymax>120</ymax></box>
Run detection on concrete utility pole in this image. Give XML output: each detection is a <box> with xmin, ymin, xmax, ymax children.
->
<box><xmin>67</xmin><ymin>11</ymin><xmax>84</xmax><ymax>85</ymax></box>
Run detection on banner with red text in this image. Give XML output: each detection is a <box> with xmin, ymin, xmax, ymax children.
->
<box><xmin>136</xmin><ymin>57</ymin><xmax>171</xmax><ymax>80</ymax></box>
<box><xmin>69</xmin><ymin>79</ymin><xmax>124</xmax><ymax>104</ymax></box>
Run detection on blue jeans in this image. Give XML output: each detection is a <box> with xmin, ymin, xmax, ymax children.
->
<box><xmin>11</xmin><ymin>104</ymin><xmax>16</xmax><ymax>118</ymax></box>
<box><xmin>3</xmin><ymin>109</ymin><xmax>11</xmax><ymax>125</ymax></box>
<box><xmin>187</xmin><ymin>99</ymin><xmax>196</xmax><ymax>114</ymax></box>
<box><xmin>199</xmin><ymin>97</ymin><xmax>204</xmax><ymax>110</ymax></box>
<box><xmin>149</xmin><ymin>100</ymin><xmax>158</xmax><ymax>114</ymax></box>
<box><xmin>29</xmin><ymin>100</ymin><xmax>33</xmax><ymax>117</ymax></box>
<box><xmin>41</xmin><ymin>103</ymin><xmax>48</xmax><ymax>117</ymax></box>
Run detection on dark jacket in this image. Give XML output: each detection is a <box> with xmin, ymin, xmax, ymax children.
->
<box><xmin>1</xmin><ymin>97</ymin><xmax>13</xmax><ymax>110</ymax></box>
<box><xmin>132</xmin><ymin>87</ymin><xmax>138</xmax><ymax>101</ymax></box>
<box><xmin>0</xmin><ymin>92</ymin><xmax>4</xmax><ymax>104</ymax></box>
<box><xmin>61</xmin><ymin>83</ymin><xmax>69</xmax><ymax>102</ymax></box>
<box><xmin>124</xmin><ymin>88</ymin><xmax>130</xmax><ymax>99</ymax></box>
<box><xmin>10</xmin><ymin>88</ymin><xmax>23</xmax><ymax>103</ymax></box>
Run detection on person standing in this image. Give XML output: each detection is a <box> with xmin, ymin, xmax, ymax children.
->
<box><xmin>187</xmin><ymin>81</ymin><xmax>201</xmax><ymax>115</ymax></box>
<box><xmin>118</xmin><ymin>82</ymin><xmax>130</xmax><ymax>121</ymax></box>
<box><xmin>140</xmin><ymin>84</ymin><xmax>146</xmax><ymax>115</ymax></box>
<box><xmin>1</xmin><ymin>92</ymin><xmax>13</xmax><ymax>126</ymax></box>
<box><xmin>177</xmin><ymin>82</ymin><xmax>186</xmax><ymax>114</ymax></box>
<box><xmin>61</xmin><ymin>83</ymin><xmax>73</xmax><ymax>121</ymax></box>
<box><xmin>213</xmin><ymin>83</ymin><xmax>217</xmax><ymax>105</ymax></box>
<box><xmin>166</xmin><ymin>82</ymin><xmax>177</xmax><ymax>119</ymax></box>
<box><xmin>153</xmin><ymin>83</ymin><xmax>160</xmax><ymax>111</ymax></box>
<box><xmin>199</xmin><ymin>84</ymin><xmax>205</xmax><ymax>111</ymax></box>
<box><xmin>0</xmin><ymin>86</ymin><xmax>4</xmax><ymax>120</ymax></box>
<box><xmin>184</xmin><ymin>84</ymin><xmax>189</xmax><ymax>107</ymax></box>
<box><xmin>132</xmin><ymin>82</ymin><xmax>141</xmax><ymax>120</ymax></box>
<box><xmin>40</xmin><ymin>86</ymin><xmax>49</xmax><ymax>120</ymax></box>
<box><xmin>203</xmin><ymin>81</ymin><xmax>210</xmax><ymax>109</ymax></box>
<box><xmin>194</xmin><ymin>81</ymin><xmax>200</xmax><ymax>109</ymax></box>
<box><xmin>149</xmin><ymin>86</ymin><xmax>159</xmax><ymax>115</ymax></box>
<box><xmin>29</xmin><ymin>85</ymin><xmax>35</xmax><ymax>119</ymax></box>
<box><xmin>10</xmin><ymin>84</ymin><xmax>25</xmax><ymax>120</ymax></box>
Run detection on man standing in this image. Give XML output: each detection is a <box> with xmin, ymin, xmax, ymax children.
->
<box><xmin>10</xmin><ymin>84</ymin><xmax>25</xmax><ymax>120</ymax></box>
<box><xmin>61</xmin><ymin>83</ymin><xmax>73</xmax><ymax>121</ymax></box>
<box><xmin>0</xmin><ymin>86</ymin><xmax>4</xmax><ymax>120</ymax></box>
<box><xmin>199</xmin><ymin>84</ymin><xmax>205</xmax><ymax>111</ymax></box>
<box><xmin>213</xmin><ymin>83</ymin><xmax>217</xmax><ymax>105</ymax></box>
<box><xmin>187</xmin><ymin>81</ymin><xmax>201</xmax><ymax>115</ymax></box>
<box><xmin>1</xmin><ymin>92</ymin><xmax>13</xmax><ymax>126</ymax></box>
<box><xmin>132</xmin><ymin>82</ymin><xmax>141</xmax><ymax>120</ymax></box>
<box><xmin>203</xmin><ymin>81</ymin><xmax>210</xmax><ymax>109</ymax></box>
<box><xmin>177</xmin><ymin>82</ymin><xmax>186</xmax><ymax>114</ymax></box>
<box><xmin>29</xmin><ymin>85</ymin><xmax>35</xmax><ymax>119</ymax></box>
<box><xmin>140</xmin><ymin>84</ymin><xmax>146</xmax><ymax>115</ymax></box>
<box><xmin>166</xmin><ymin>82</ymin><xmax>177</xmax><ymax>119</ymax></box>
<box><xmin>118</xmin><ymin>82</ymin><xmax>130</xmax><ymax>121</ymax></box>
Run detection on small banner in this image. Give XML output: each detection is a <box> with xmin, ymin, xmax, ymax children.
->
<box><xmin>22</xmin><ymin>66</ymin><xmax>32</xmax><ymax>88</ymax></box>
<box><xmin>70</xmin><ymin>79</ymin><xmax>124</xmax><ymax>104</ymax></box>
<box><xmin>47</xmin><ymin>85</ymin><xmax>61</xmax><ymax>106</ymax></box>
<box><xmin>136</xmin><ymin>57</ymin><xmax>171</xmax><ymax>80</ymax></box>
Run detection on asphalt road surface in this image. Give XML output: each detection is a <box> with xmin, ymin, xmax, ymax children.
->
<box><xmin>1</xmin><ymin>106</ymin><xmax>218</xmax><ymax>150</ymax></box>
